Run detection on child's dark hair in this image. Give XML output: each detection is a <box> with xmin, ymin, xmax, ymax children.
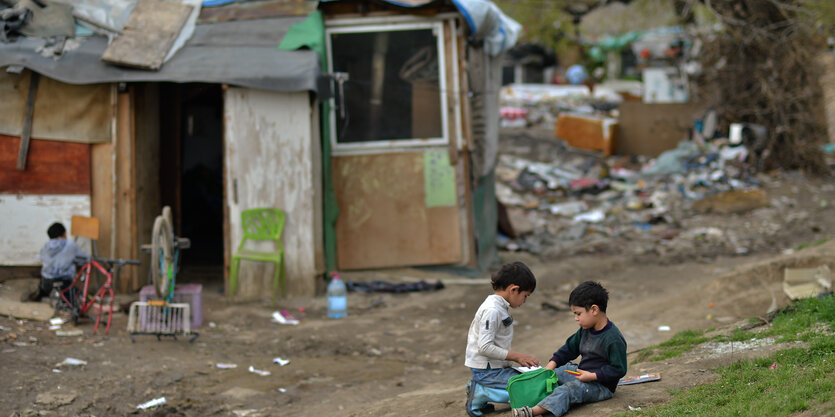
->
<box><xmin>569</xmin><ymin>281</ymin><xmax>609</xmax><ymax>312</ymax></box>
<box><xmin>47</xmin><ymin>222</ymin><xmax>66</xmax><ymax>239</ymax></box>
<box><xmin>491</xmin><ymin>261</ymin><xmax>536</xmax><ymax>292</ymax></box>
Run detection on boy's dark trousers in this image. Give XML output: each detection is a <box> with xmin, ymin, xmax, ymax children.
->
<box><xmin>34</xmin><ymin>276</ymin><xmax>73</xmax><ymax>301</ymax></box>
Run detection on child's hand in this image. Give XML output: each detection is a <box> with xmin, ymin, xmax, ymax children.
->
<box><xmin>515</xmin><ymin>353</ymin><xmax>540</xmax><ymax>367</ymax></box>
<box><xmin>574</xmin><ymin>369</ymin><xmax>597</xmax><ymax>382</ymax></box>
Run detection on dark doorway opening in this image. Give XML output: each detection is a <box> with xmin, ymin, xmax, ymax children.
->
<box><xmin>159</xmin><ymin>83</ymin><xmax>224</xmax><ymax>285</ymax></box>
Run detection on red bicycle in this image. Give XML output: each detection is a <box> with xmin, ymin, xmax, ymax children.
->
<box><xmin>59</xmin><ymin>256</ymin><xmax>139</xmax><ymax>334</ymax></box>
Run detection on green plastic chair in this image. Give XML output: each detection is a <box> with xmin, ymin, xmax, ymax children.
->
<box><xmin>229</xmin><ymin>208</ymin><xmax>286</xmax><ymax>301</ymax></box>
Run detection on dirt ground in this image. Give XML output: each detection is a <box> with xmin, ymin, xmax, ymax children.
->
<box><xmin>2</xmin><ymin>131</ymin><xmax>834</xmax><ymax>417</ymax></box>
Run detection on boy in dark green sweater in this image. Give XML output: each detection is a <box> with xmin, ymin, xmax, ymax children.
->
<box><xmin>512</xmin><ymin>281</ymin><xmax>627</xmax><ymax>417</ymax></box>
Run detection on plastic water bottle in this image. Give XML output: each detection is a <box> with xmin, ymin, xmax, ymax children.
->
<box><xmin>327</xmin><ymin>272</ymin><xmax>347</xmax><ymax>319</ymax></box>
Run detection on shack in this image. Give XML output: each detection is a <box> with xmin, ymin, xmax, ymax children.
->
<box><xmin>0</xmin><ymin>0</ymin><xmax>518</xmax><ymax>298</ymax></box>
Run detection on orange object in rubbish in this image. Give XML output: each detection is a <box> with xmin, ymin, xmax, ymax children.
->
<box><xmin>708</xmin><ymin>302</ymin><xmax>715</xmax><ymax>308</ymax></box>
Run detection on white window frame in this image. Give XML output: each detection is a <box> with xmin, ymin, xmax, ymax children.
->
<box><xmin>325</xmin><ymin>19</ymin><xmax>449</xmax><ymax>155</ymax></box>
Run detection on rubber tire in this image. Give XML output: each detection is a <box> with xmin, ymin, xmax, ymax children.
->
<box><xmin>151</xmin><ymin>215</ymin><xmax>174</xmax><ymax>299</ymax></box>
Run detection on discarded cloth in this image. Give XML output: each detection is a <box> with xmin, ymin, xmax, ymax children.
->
<box><xmin>346</xmin><ymin>280</ymin><xmax>444</xmax><ymax>293</ymax></box>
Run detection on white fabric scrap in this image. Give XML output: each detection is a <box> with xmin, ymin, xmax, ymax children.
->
<box><xmin>248</xmin><ymin>366</ymin><xmax>271</xmax><ymax>376</ymax></box>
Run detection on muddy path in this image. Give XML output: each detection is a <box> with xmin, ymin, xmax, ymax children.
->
<box><xmin>3</xmin><ymin>237</ymin><xmax>834</xmax><ymax>416</ymax></box>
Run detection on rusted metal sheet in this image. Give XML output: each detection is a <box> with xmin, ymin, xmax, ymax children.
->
<box><xmin>224</xmin><ymin>87</ymin><xmax>321</xmax><ymax>298</ymax></box>
<box><xmin>0</xmin><ymin>135</ymin><xmax>91</xmax><ymax>194</ymax></box>
<box><xmin>0</xmin><ymin>194</ymin><xmax>91</xmax><ymax>265</ymax></box>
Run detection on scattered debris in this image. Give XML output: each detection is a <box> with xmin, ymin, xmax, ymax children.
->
<box><xmin>657</xmin><ymin>325</ymin><xmax>671</xmax><ymax>332</ymax></box>
<box><xmin>271</xmin><ymin>311</ymin><xmax>299</xmax><ymax>325</ymax></box>
<box><xmin>272</xmin><ymin>357</ymin><xmax>290</xmax><ymax>366</ymax></box>
<box><xmin>136</xmin><ymin>397</ymin><xmax>166</xmax><ymax>410</ymax></box>
<box><xmin>216</xmin><ymin>363</ymin><xmax>237</xmax><ymax>369</ymax></box>
<box><xmin>57</xmin><ymin>357</ymin><xmax>87</xmax><ymax>366</ymax></box>
<box><xmin>619</xmin><ymin>373</ymin><xmax>661</xmax><ymax>386</ymax></box>
<box><xmin>248</xmin><ymin>365</ymin><xmax>270</xmax><ymax>376</ymax></box>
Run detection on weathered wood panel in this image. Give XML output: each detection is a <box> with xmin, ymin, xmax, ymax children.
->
<box><xmin>101</xmin><ymin>0</ymin><xmax>193</xmax><ymax>70</ymax></box>
<box><xmin>224</xmin><ymin>88</ymin><xmax>322</xmax><ymax>298</ymax></box>
<box><xmin>133</xmin><ymin>84</ymin><xmax>160</xmax><ymax>292</ymax></box>
<box><xmin>0</xmin><ymin>135</ymin><xmax>90</xmax><ymax>194</ymax></box>
<box><xmin>333</xmin><ymin>151</ymin><xmax>462</xmax><ymax>270</ymax></box>
<box><xmin>0</xmin><ymin>194</ymin><xmax>91</xmax><ymax>265</ymax></box>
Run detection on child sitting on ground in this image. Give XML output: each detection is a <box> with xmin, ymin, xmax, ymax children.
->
<box><xmin>512</xmin><ymin>280</ymin><xmax>627</xmax><ymax>417</ymax></box>
<box><xmin>36</xmin><ymin>222</ymin><xmax>88</xmax><ymax>301</ymax></box>
<box><xmin>465</xmin><ymin>261</ymin><xmax>540</xmax><ymax>416</ymax></box>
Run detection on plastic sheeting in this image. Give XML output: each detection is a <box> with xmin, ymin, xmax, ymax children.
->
<box><xmin>0</xmin><ymin>18</ymin><xmax>319</xmax><ymax>92</ymax></box>
<box><xmin>449</xmin><ymin>0</ymin><xmax>519</xmax><ymax>56</ymax></box>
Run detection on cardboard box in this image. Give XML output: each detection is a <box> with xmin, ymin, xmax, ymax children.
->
<box><xmin>555</xmin><ymin>113</ymin><xmax>618</xmax><ymax>156</ymax></box>
<box><xmin>783</xmin><ymin>265</ymin><xmax>832</xmax><ymax>300</ymax></box>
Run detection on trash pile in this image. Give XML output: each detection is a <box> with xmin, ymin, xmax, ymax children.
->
<box><xmin>495</xmin><ymin>133</ymin><xmax>811</xmax><ymax>262</ymax></box>
<box><xmin>499</xmin><ymin>83</ymin><xmax>632</xmax><ymax>129</ymax></box>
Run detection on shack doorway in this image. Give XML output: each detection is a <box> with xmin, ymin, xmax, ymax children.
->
<box><xmin>159</xmin><ymin>83</ymin><xmax>224</xmax><ymax>285</ymax></box>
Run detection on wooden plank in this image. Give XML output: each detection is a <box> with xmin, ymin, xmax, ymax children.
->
<box><xmin>101</xmin><ymin>0</ymin><xmax>193</xmax><ymax>71</ymax></box>
<box><xmin>16</xmin><ymin>72</ymin><xmax>39</xmax><ymax>170</ymax></box>
<box><xmin>198</xmin><ymin>0</ymin><xmax>316</xmax><ymax>23</ymax></box>
<box><xmin>458</xmin><ymin>27</ymin><xmax>472</xmax><ymax>150</ymax></box>
<box><xmin>116</xmin><ymin>89</ymin><xmax>135</xmax><ymax>292</ymax></box>
<box><xmin>91</xmin><ymin>142</ymin><xmax>113</xmax><ymax>258</ymax></box>
<box><xmin>0</xmin><ymin>135</ymin><xmax>90</xmax><ymax>194</ymax></box>
<box><xmin>444</xmin><ymin>20</ymin><xmax>459</xmax><ymax>165</ymax></box>
<box><xmin>133</xmin><ymin>84</ymin><xmax>160</xmax><ymax>292</ymax></box>
<box><xmin>333</xmin><ymin>152</ymin><xmax>461</xmax><ymax>270</ymax></box>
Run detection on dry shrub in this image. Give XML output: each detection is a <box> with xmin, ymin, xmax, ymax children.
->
<box><xmin>694</xmin><ymin>0</ymin><xmax>829</xmax><ymax>174</ymax></box>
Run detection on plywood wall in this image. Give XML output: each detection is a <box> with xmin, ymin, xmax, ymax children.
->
<box><xmin>333</xmin><ymin>151</ymin><xmax>462</xmax><ymax>270</ymax></box>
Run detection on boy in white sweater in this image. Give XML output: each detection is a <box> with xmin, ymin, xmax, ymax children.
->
<box><xmin>465</xmin><ymin>261</ymin><xmax>539</xmax><ymax>416</ymax></box>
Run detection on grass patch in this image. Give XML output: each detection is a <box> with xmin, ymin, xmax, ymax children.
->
<box><xmin>618</xmin><ymin>295</ymin><xmax>835</xmax><ymax>417</ymax></box>
<box><xmin>632</xmin><ymin>329</ymin><xmax>713</xmax><ymax>363</ymax></box>
<box><xmin>795</xmin><ymin>238</ymin><xmax>830</xmax><ymax>250</ymax></box>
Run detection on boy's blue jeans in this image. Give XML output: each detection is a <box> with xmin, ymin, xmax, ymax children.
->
<box><xmin>536</xmin><ymin>363</ymin><xmax>613</xmax><ymax>416</ymax></box>
<box><xmin>471</xmin><ymin>366</ymin><xmax>520</xmax><ymax>389</ymax></box>
<box><xmin>467</xmin><ymin>366</ymin><xmax>520</xmax><ymax>416</ymax></box>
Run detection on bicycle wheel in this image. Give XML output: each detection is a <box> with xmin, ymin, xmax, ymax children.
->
<box><xmin>162</xmin><ymin>206</ymin><xmax>173</xmax><ymax>233</ymax></box>
<box><xmin>151</xmin><ymin>214</ymin><xmax>174</xmax><ymax>299</ymax></box>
